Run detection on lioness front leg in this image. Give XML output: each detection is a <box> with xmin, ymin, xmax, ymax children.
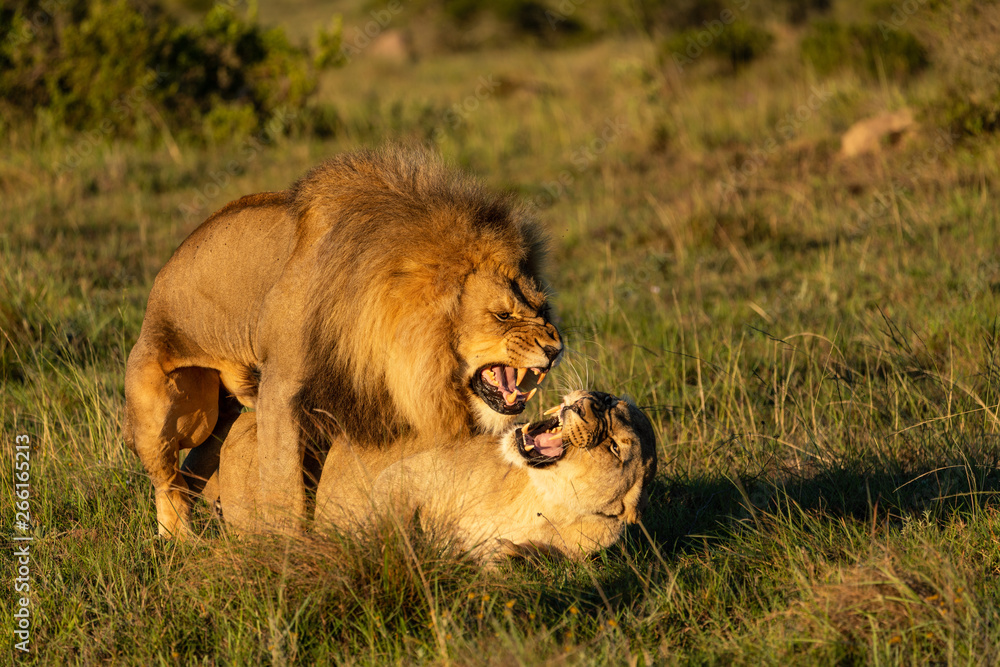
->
<box><xmin>528</xmin><ymin>515</ymin><xmax>625</xmax><ymax>559</ymax></box>
<box><xmin>255</xmin><ymin>379</ymin><xmax>307</xmax><ymax>534</ymax></box>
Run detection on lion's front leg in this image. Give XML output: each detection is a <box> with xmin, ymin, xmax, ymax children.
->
<box><xmin>256</xmin><ymin>379</ymin><xmax>307</xmax><ymax>534</ymax></box>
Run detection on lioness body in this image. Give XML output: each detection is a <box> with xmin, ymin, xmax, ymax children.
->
<box><xmin>372</xmin><ymin>391</ymin><xmax>658</xmax><ymax>560</ymax></box>
<box><xmin>125</xmin><ymin>147</ymin><xmax>562</xmax><ymax>538</ymax></box>
<box><xmin>204</xmin><ymin>391</ymin><xmax>657</xmax><ymax>562</ymax></box>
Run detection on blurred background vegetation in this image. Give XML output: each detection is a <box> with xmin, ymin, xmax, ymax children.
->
<box><xmin>2</xmin><ymin>0</ymin><xmax>998</xmax><ymax>145</ymax></box>
<box><xmin>3</xmin><ymin>0</ymin><xmax>999</xmax><ymax>663</ymax></box>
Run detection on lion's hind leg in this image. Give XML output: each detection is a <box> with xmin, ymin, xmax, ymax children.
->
<box><xmin>124</xmin><ymin>344</ymin><xmax>221</xmax><ymax>539</ymax></box>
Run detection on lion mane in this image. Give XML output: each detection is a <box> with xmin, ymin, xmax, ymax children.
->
<box><xmin>291</xmin><ymin>148</ymin><xmax>547</xmax><ymax>444</ymax></box>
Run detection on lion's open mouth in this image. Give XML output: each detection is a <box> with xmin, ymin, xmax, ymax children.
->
<box><xmin>514</xmin><ymin>411</ymin><xmax>564</xmax><ymax>467</ymax></box>
<box><xmin>471</xmin><ymin>364</ymin><xmax>547</xmax><ymax>415</ymax></box>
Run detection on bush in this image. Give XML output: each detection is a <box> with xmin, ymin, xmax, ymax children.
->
<box><xmin>713</xmin><ymin>20</ymin><xmax>775</xmax><ymax>70</ymax></box>
<box><xmin>603</xmin><ymin>0</ymin><xmax>827</xmax><ymax>36</ymax></box>
<box><xmin>935</xmin><ymin>96</ymin><xmax>1000</xmax><ymax>137</ymax></box>
<box><xmin>661</xmin><ymin>20</ymin><xmax>774</xmax><ymax>74</ymax></box>
<box><xmin>920</xmin><ymin>2</ymin><xmax>1000</xmax><ymax>139</ymax></box>
<box><xmin>800</xmin><ymin>19</ymin><xmax>928</xmax><ymax>81</ymax></box>
<box><xmin>396</xmin><ymin>0</ymin><xmax>588</xmax><ymax>49</ymax></box>
<box><xmin>0</xmin><ymin>0</ymin><xmax>336</xmax><ymax>142</ymax></box>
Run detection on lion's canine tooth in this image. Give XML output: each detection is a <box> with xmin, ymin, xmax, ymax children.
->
<box><xmin>543</xmin><ymin>404</ymin><xmax>561</xmax><ymax>416</ymax></box>
<box><xmin>537</xmin><ymin>371</ymin><xmax>547</xmax><ymax>386</ymax></box>
<box><xmin>516</xmin><ymin>367</ymin><xmax>527</xmax><ymax>387</ymax></box>
<box><xmin>526</xmin><ymin>388</ymin><xmax>537</xmax><ymax>402</ymax></box>
<box><xmin>524</xmin><ymin>442</ymin><xmax>534</xmax><ymax>451</ymax></box>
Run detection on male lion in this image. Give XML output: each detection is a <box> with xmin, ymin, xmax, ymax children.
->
<box><xmin>124</xmin><ymin>146</ymin><xmax>562</xmax><ymax>538</ymax></box>
<box><xmin>202</xmin><ymin>391</ymin><xmax>658</xmax><ymax>562</ymax></box>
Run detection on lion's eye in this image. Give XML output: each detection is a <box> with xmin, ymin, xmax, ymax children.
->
<box><xmin>609</xmin><ymin>441</ymin><xmax>620</xmax><ymax>458</ymax></box>
<box><xmin>494</xmin><ymin>312</ymin><xmax>512</xmax><ymax>321</ymax></box>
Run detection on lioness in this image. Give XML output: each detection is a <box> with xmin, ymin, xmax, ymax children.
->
<box><xmin>124</xmin><ymin>147</ymin><xmax>562</xmax><ymax>538</ymax></box>
<box><xmin>201</xmin><ymin>391</ymin><xmax>657</xmax><ymax>562</ymax></box>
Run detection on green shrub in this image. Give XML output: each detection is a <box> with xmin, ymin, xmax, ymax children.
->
<box><xmin>934</xmin><ymin>96</ymin><xmax>1000</xmax><ymax>137</ymax></box>
<box><xmin>713</xmin><ymin>20</ymin><xmax>775</xmax><ymax>70</ymax></box>
<box><xmin>0</xmin><ymin>0</ymin><xmax>339</xmax><ymax>142</ymax></box>
<box><xmin>784</xmin><ymin>0</ymin><xmax>831</xmax><ymax>24</ymax></box>
<box><xmin>919</xmin><ymin>2</ymin><xmax>1000</xmax><ymax>139</ymax></box>
<box><xmin>662</xmin><ymin>20</ymin><xmax>774</xmax><ymax>74</ymax></box>
<box><xmin>800</xmin><ymin>19</ymin><xmax>928</xmax><ymax>80</ymax></box>
<box><xmin>633</xmin><ymin>0</ymin><xmax>728</xmax><ymax>35</ymax></box>
<box><xmin>200</xmin><ymin>101</ymin><xmax>259</xmax><ymax>144</ymax></box>
<box><xmin>603</xmin><ymin>0</ymin><xmax>827</xmax><ymax>36</ymax></box>
<box><xmin>399</xmin><ymin>0</ymin><xmax>587</xmax><ymax>48</ymax></box>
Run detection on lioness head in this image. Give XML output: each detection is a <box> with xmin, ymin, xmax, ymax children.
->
<box><xmin>503</xmin><ymin>390</ymin><xmax>657</xmax><ymax>524</ymax></box>
<box><xmin>458</xmin><ymin>267</ymin><xmax>563</xmax><ymax>434</ymax></box>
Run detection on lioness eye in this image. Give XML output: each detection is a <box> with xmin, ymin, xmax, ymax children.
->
<box><xmin>495</xmin><ymin>312</ymin><xmax>512</xmax><ymax>321</ymax></box>
<box><xmin>609</xmin><ymin>441</ymin><xmax>620</xmax><ymax>457</ymax></box>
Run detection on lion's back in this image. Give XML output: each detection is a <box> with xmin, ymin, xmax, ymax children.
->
<box><xmin>141</xmin><ymin>191</ymin><xmax>299</xmax><ymax>358</ymax></box>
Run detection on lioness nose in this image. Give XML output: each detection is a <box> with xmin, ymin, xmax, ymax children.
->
<box><xmin>587</xmin><ymin>391</ymin><xmax>617</xmax><ymax>408</ymax></box>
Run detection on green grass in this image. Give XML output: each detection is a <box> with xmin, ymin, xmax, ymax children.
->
<box><xmin>3</xmin><ymin>2</ymin><xmax>1000</xmax><ymax>664</ymax></box>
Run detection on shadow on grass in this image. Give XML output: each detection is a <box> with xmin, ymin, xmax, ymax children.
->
<box><xmin>648</xmin><ymin>431</ymin><xmax>999</xmax><ymax>544</ymax></box>
<box><xmin>559</xmin><ymin>429</ymin><xmax>1000</xmax><ymax>615</ymax></box>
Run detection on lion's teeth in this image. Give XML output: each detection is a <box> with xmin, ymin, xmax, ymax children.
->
<box><xmin>536</xmin><ymin>371</ymin><xmax>547</xmax><ymax>386</ymax></box>
<box><xmin>526</xmin><ymin>388</ymin><xmax>537</xmax><ymax>402</ymax></box>
<box><xmin>516</xmin><ymin>367</ymin><xmax>527</xmax><ymax>387</ymax></box>
<box><xmin>505</xmin><ymin>392</ymin><xmax>517</xmax><ymax>406</ymax></box>
<box><xmin>543</xmin><ymin>404</ymin><xmax>561</xmax><ymax>415</ymax></box>
<box><xmin>522</xmin><ymin>423</ymin><xmax>530</xmax><ymax>434</ymax></box>
<box><xmin>524</xmin><ymin>442</ymin><xmax>534</xmax><ymax>451</ymax></box>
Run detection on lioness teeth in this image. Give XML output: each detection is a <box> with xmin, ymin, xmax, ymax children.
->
<box><xmin>543</xmin><ymin>404</ymin><xmax>561</xmax><ymax>416</ymax></box>
<box><xmin>526</xmin><ymin>388</ymin><xmax>537</xmax><ymax>402</ymax></box>
<box><xmin>536</xmin><ymin>371</ymin><xmax>547</xmax><ymax>386</ymax></box>
<box><xmin>524</xmin><ymin>442</ymin><xmax>534</xmax><ymax>451</ymax></box>
<box><xmin>516</xmin><ymin>367</ymin><xmax>527</xmax><ymax>387</ymax></box>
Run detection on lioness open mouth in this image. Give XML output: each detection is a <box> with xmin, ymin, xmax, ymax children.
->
<box><xmin>471</xmin><ymin>364</ymin><xmax>547</xmax><ymax>415</ymax></box>
<box><xmin>514</xmin><ymin>411</ymin><xmax>564</xmax><ymax>467</ymax></box>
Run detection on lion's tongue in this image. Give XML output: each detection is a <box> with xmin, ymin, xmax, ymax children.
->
<box><xmin>495</xmin><ymin>365</ymin><xmax>521</xmax><ymax>404</ymax></box>
<box><xmin>532</xmin><ymin>431</ymin><xmax>564</xmax><ymax>457</ymax></box>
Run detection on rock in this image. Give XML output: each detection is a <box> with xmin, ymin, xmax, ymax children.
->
<box><xmin>840</xmin><ymin>109</ymin><xmax>915</xmax><ymax>158</ymax></box>
<box><xmin>368</xmin><ymin>30</ymin><xmax>416</xmax><ymax>64</ymax></box>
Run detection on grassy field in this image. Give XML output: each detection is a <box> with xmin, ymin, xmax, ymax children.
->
<box><xmin>3</xmin><ymin>0</ymin><xmax>1000</xmax><ymax>664</ymax></box>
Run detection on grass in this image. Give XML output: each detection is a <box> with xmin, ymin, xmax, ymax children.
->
<box><xmin>3</xmin><ymin>1</ymin><xmax>1000</xmax><ymax>664</ymax></box>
